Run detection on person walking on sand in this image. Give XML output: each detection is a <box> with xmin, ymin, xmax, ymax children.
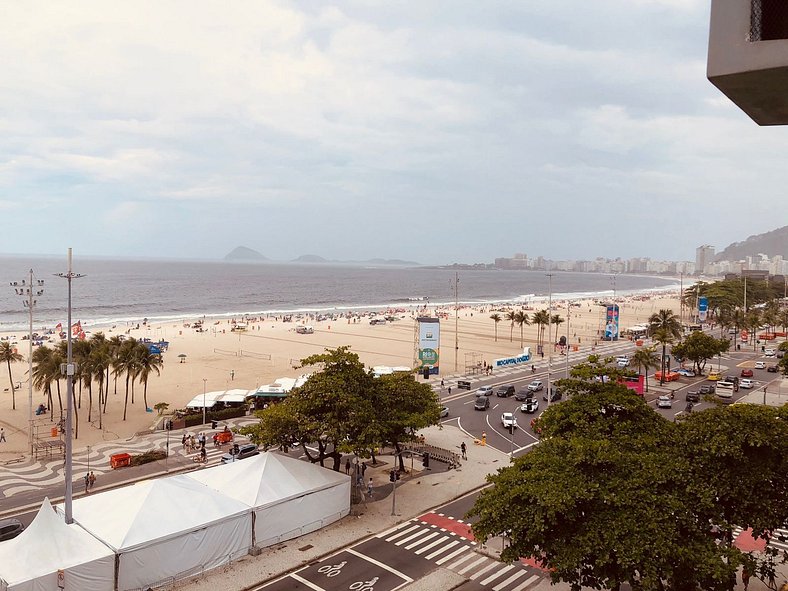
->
<box><xmin>89</xmin><ymin>471</ymin><xmax>96</xmax><ymax>491</ymax></box>
<box><xmin>0</xmin><ymin>428</ymin><xmax>5</xmax><ymax>442</ymax></box>
<box><xmin>460</xmin><ymin>442</ymin><xmax>467</xmax><ymax>460</ymax></box>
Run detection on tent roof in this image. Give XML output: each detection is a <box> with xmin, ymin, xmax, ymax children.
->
<box><xmin>185</xmin><ymin>452</ymin><xmax>349</xmax><ymax>509</ymax></box>
<box><xmin>56</xmin><ymin>475</ymin><xmax>250</xmax><ymax>552</ymax></box>
<box><xmin>0</xmin><ymin>498</ymin><xmax>114</xmax><ymax>585</ymax></box>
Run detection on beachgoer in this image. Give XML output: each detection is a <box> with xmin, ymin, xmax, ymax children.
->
<box><xmin>440</xmin><ymin>378</ymin><xmax>445</xmax><ymax>388</ymax></box>
<box><xmin>448</xmin><ymin>387</ymin><xmax>452</xmax><ymax>395</ymax></box>
<box><xmin>181</xmin><ymin>433</ymin><xmax>187</xmax><ymax>447</ymax></box>
<box><xmin>0</xmin><ymin>428</ymin><xmax>5</xmax><ymax>442</ymax></box>
<box><xmin>89</xmin><ymin>471</ymin><xmax>96</xmax><ymax>490</ymax></box>
<box><xmin>345</xmin><ymin>458</ymin><xmax>351</xmax><ymax>474</ymax></box>
<box><xmin>84</xmin><ymin>473</ymin><xmax>90</xmax><ymax>493</ymax></box>
<box><xmin>460</xmin><ymin>442</ymin><xmax>467</xmax><ymax>460</ymax></box>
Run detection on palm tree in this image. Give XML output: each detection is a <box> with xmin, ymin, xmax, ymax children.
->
<box><xmin>631</xmin><ymin>347</ymin><xmax>659</xmax><ymax>392</ymax></box>
<box><xmin>505</xmin><ymin>311</ymin><xmax>517</xmax><ymax>343</ymax></box>
<box><xmin>115</xmin><ymin>339</ymin><xmax>139</xmax><ymax>421</ymax></box>
<box><xmin>746</xmin><ymin>310</ymin><xmax>762</xmax><ymax>353</ymax></box>
<box><xmin>32</xmin><ymin>346</ymin><xmax>57</xmax><ymax>416</ymax></box>
<box><xmin>514</xmin><ymin>311</ymin><xmax>529</xmax><ymax>347</ymax></box>
<box><xmin>89</xmin><ymin>335</ymin><xmax>111</xmax><ymax>429</ymax></box>
<box><xmin>135</xmin><ymin>342</ymin><xmax>164</xmax><ymax>411</ymax></box>
<box><xmin>490</xmin><ymin>313</ymin><xmax>502</xmax><ymax>342</ymax></box>
<box><xmin>531</xmin><ymin>310</ymin><xmax>550</xmax><ymax>350</ymax></box>
<box><xmin>648</xmin><ymin>309</ymin><xmax>682</xmax><ymax>385</ymax></box>
<box><xmin>551</xmin><ymin>314</ymin><xmax>564</xmax><ymax>346</ymax></box>
<box><xmin>0</xmin><ymin>342</ymin><xmax>24</xmax><ymax>410</ymax></box>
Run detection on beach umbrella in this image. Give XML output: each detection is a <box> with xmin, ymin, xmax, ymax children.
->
<box><xmin>178</xmin><ymin>353</ymin><xmax>187</xmax><ymax>363</ymax></box>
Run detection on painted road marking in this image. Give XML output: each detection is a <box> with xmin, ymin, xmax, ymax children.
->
<box><xmin>346</xmin><ymin>548</ymin><xmax>414</xmax><ymax>583</ymax></box>
<box><xmin>405</xmin><ymin>531</ymin><xmax>440</xmax><ymax>550</ymax></box>
<box><xmin>291</xmin><ymin>574</ymin><xmax>326</xmax><ymax>591</ymax></box>
<box><xmin>511</xmin><ymin>574</ymin><xmax>541</xmax><ymax>591</ymax></box>
<box><xmin>458</xmin><ymin>556</ymin><xmax>488</xmax><ymax>574</ymax></box>
<box><xmin>426</xmin><ymin>539</ymin><xmax>460</xmax><ymax>560</ymax></box>
<box><xmin>480</xmin><ymin>564</ymin><xmax>515</xmax><ymax>585</ymax></box>
<box><xmin>445</xmin><ymin>552</ymin><xmax>476</xmax><ymax>569</ymax></box>
<box><xmin>469</xmin><ymin>560</ymin><xmax>499</xmax><ymax>580</ymax></box>
<box><xmin>384</xmin><ymin>524</ymin><xmax>420</xmax><ymax>542</ymax></box>
<box><xmin>492</xmin><ymin>569</ymin><xmax>529</xmax><ymax>591</ymax></box>
<box><xmin>414</xmin><ymin>535</ymin><xmax>450</xmax><ymax>555</ymax></box>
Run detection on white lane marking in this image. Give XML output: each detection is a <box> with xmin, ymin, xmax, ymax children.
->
<box><xmin>426</xmin><ymin>539</ymin><xmax>460</xmax><ymax>560</ymax></box>
<box><xmin>395</xmin><ymin>529</ymin><xmax>432</xmax><ymax>547</ymax></box>
<box><xmin>469</xmin><ymin>561</ymin><xmax>500</xmax><ymax>580</ymax></box>
<box><xmin>513</xmin><ymin>441</ymin><xmax>539</xmax><ymax>453</ymax></box>
<box><xmin>414</xmin><ymin>535</ymin><xmax>449</xmax><ymax>555</ymax></box>
<box><xmin>457</xmin><ymin>555</ymin><xmax>489</xmax><ymax>574</ymax></box>
<box><xmin>492</xmin><ymin>568</ymin><xmax>529</xmax><ymax>591</ymax></box>
<box><xmin>346</xmin><ymin>548</ymin><xmax>413</xmax><ymax>583</ymax></box>
<box><xmin>291</xmin><ymin>573</ymin><xmax>326</xmax><ymax>591</ymax></box>
<box><xmin>377</xmin><ymin>522</ymin><xmax>410</xmax><ymax>538</ymax></box>
<box><xmin>480</xmin><ymin>564</ymin><xmax>515</xmax><ymax>585</ymax></box>
<box><xmin>384</xmin><ymin>524</ymin><xmax>420</xmax><ymax>542</ymax></box>
<box><xmin>405</xmin><ymin>531</ymin><xmax>440</xmax><ymax>550</ymax></box>
<box><xmin>511</xmin><ymin>574</ymin><xmax>541</xmax><ymax>591</ymax></box>
<box><xmin>443</xmin><ymin>551</ymin><xmax>475</xmax><ymax>568</ymax></box>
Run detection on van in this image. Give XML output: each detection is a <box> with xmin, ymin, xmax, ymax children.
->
<box><xmin>716</xmin><ymin>381</ymin><xmax>734</xmax><ymax>398</ymax></box>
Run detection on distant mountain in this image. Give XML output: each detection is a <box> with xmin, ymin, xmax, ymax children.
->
<box><xmin>365</xmin><ymin>258</ymin><xmax>420</xmax><ymax>266</ymax></box>
<box><xmin>716</xmin><ymin>226</ymin><xmax>788</xmax><ymax>261</ymax></box>
<box><xmin>224</xmin><ymin>246</ymin><xmax>267</xmax><ymax>261</ymax></box>
<box><xmin>292</xmin><ymin>254</ymin><xmax>328</xmax><ymax>263</ymax></box>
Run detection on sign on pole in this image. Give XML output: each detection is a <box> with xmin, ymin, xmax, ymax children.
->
<box><xmin>417</xmin><ymin>317</ymin><xmax>440</xmax><ymax>375</ymax></box>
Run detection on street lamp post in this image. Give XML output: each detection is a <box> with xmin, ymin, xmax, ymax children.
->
<box><xmin>55</xmin><ymin>248</ymin><xmax>84</xmax><ymax>525</ymax></box>
<box><xmin>202</xmin><ymin>378</ymin><xmax>207</xmax><ymax>425</ymax></box>
<box><xmin>546</xmin><ymin>273</ymin><xmax>553</xmax><ymax>406</ymax></box>
<box><xmin>763</xmin><ymin>385</ymin><xmax>767</xmax><ymax>406</ymax></box>
<box><xmin>10</xmin><ymin>269</ymin><xmax>44</xmax><ymax>455</ymax></box>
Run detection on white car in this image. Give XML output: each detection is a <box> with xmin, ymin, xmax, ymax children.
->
<box><xmin>739</xmin><ymin>378</ymin><xmax>755</xmax><ymax>389</ymax></box>
<box><xmin>754</xmin><ymin>361</ymin><xmax>767</xmax><ymax>369</ymax></box>
<box><xmin>501</xmin><ymin>412</ymin><xmax>518</xmax><ymax>430</ymax></box>
<box><xmin>764</xmin><ymin>349</ymin><xmax>776</xmax><ymax>357</ymax></box>
<box><xmin>616</xmin><ymin>356</ymin><xmax>630</xmax><ymax>367</ymax></box>
<box><xmin>657</xmin><ymin>395</ymin><xmax>673</xmax><ymax>409</ymax></box>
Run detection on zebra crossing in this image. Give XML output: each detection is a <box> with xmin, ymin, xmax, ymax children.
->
<box><xmin>733</xmin><ymin>526</ymin><xmax>788</xmax><ymax>554</ymax></box>
<box><xmin>376</xmin><ymin>515</ymin><xmax>545</xmax><ymax>591</ymax></box>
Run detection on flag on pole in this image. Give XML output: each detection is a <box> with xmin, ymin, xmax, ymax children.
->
<box><xmin>72</xmin><ymin>321</ymin><xmax>82</xmax><ymax>335</ymax></box>
<box><xmin>55</xmin><ymin>322</ymin><xmax>62</xmax><ymax>332</ymax></box>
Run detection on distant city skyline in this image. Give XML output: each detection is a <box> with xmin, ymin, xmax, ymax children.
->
<box><xmin>2</xmin><ymin>2</ymin><xmax>787</xmax><ymax>264</ymax></box>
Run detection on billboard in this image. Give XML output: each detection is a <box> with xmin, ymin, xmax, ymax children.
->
<box><xmin>494</xmin><ymin>347</ymin><xmax>532</xmax><ymax>369</ymax></box>
<box><xmin>417</xmin><ymin>317</ymin><xmax>440</xmax><ymax>375</ymax></box>
<box><xmin>604</xmin><ymin>304</ymin><xmax>620</xmax><ymax>341</ymax></box>
<box><xmin>698</xmin><ymin>296</ymin><xmax>708</xmax><ymax>323</ymax></box>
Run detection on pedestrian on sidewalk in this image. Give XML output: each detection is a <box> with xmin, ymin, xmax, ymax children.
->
<box><xmin>344</xmin><ymin>458</ymin><xmax>351</xmax><ymax>474</ymax></box>
<box><xmin>0</xmin><ymin>428</ymin><xmax>5</xmax><ymax>442</ymax></box>
<box><xmin>742</xmin><ymin>567</ymin><xmax>750</xmax><ymax>591</ymax></box>
<box><xmin>440</xmin><ymin>378</ymin><xmax>444</xmax><ymax>388</ymax></box>
<box><xmin>84</xmin><ymin>473</ymin><xmax>90</xmax><ymax>494</ymax></box>
<box><xmin>89</xmin><ymin>471</ymin><xmax>96</xmax><ymax>491</ymax></box>
<box><xmin>367</xmin><ymin>477</ymin><xmax>374</xmax><ymax>498</ymax></box>
<box><xmin>460</xmin><ymin>442</ymin><xmax>467</xmax><ymax>460</ymax></box>
<box><xmin>448</xmin><ymin>387</ymin><xmax>452</xmax><ymax>395</ymax></box>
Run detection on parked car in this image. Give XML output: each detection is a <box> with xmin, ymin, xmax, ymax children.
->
<box><xmin>527</xmin><ymin>380</ymin><xmax>544</xmax><ymax>392</ymax></box>
<box><xmin>520</xmin><ymin>397</ymin><xmax>539</xmax><ymax>413</ymax></box>
<box><xmin>754</xmin><ymin>361</ymin><xmax>766</xmax><ymax>369</ymax></box>
<box><xmin>501</xmin><ymin>412</ymin><xmax>518</xmax><ymax>430</ymax></box>
<box><xmin>0</xmin><ymin>518</ymin><xmax>24</xmax><ymax>542</ymax></box>
<box><xmin>474</xmin><ymin>396</ymin><xmax>490</xmax><ymax>411</ymax></box>
<box><xmin>767</xmin><ymin>364</ymin><xmax>779</xmax><ymax>373</ymax></box>
<box><xmin>543</xmin><ymin>388</ymin><xmax>562</xmax><ymax>403</ymax></box>
<box><xmin>739</xmin><ymin>378</ymin><xmax>755</xmax><ymax>389</ymax></box>
<box><xmin>699</xmin><ymin>384</ymin><xmax>715</xmax><ymax>395</ymax></box>
<box><xmin>657</xmin><ymin>395</ymin><xmax>673</xmax><ymax>409</ymax></box>
<box><xmin>220</xmin><ymin>443</ymin><xmax>259</xmax><ymax>464</ymax></box>
<box><xmin>676</xmin><ymin>368</ymin><xmax>695</xmax><ymax>377</ymax></box>
<box><xmin>439</xmin><ymin>405</ymin><xmax>449</xmax><ymax>418</ymax></box>
<box><xmin>686</xmin><ymin>391</ymin><xmax>701</xmax><ymax>403</ymax></box>
<box><xmin>741</xmin><ymin>368</ymin><xmax>754</xmax><ymax>377</ymax></box>
<box><xmin>496</xmin><ymin>385</ymin><xmax>515</xmax><ymax>398</ymax></box>
<box><xmin>476</xmin><ymin>386</ymin><xmax>494</xmax><ymax>397</ymax></box>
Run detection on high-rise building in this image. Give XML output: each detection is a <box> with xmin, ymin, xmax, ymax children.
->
<box><xmin>695</xmin><ymin>245</ymin><xmax>715</xmax><ymax>275</ymax></box>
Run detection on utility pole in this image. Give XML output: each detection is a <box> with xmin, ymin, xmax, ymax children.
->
<box><xmin>55</xmin><ymin>248</ymin><xmax>84</xmax><ymax>525</ymax></box>
<box><xmin>546</xmin><ymin>273</ymin><xmax>553</xmax><ymax>406</ymax></box>
<box><xmin>679</xmin><ymin>272</ymin><xmax>684</xmax><ymax>327</ymax></box>
<box><xmin>202</xmin><ymin>378</ymin><xmax>208</xmax><ymax>426</ymax></box>
<box><xmin>454</xmin><ymin>272</ymin><xmax>459</xmax><ymax>373</ymax></box>
<box><xmin>10</xmin><ymin>269</ymin><xmax>44</xmax><ymax>454</ymax></box>
<box><xmin>565</xmin><ymin>299</ymin><xmax>570</xmax><ymax>380</ymax></box>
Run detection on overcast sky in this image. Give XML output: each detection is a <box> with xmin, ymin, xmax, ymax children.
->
<box><xmin>0</xmin><ymin>1</ymin><xmax>784</xmax><ymax>265</ymax></box>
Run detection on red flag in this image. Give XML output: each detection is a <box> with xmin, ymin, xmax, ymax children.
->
<box><xmin>78</xmin><ymin>331</ymin><xmax>86</xmax><ymax>341</ymax></box>
<box><xmin>72</xmin><ymin>321</ymin><xmax>82</xmax><ymax>335</ymax></box>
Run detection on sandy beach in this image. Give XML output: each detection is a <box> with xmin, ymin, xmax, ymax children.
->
<box><xmin>0</xmin><ymin>291</ymin><xmax>682</xmax><ymax>459</ymax></box>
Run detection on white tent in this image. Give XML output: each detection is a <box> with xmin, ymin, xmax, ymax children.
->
<box><xmin>0</xmin><ymin>498</ymin><xmax>114</xmax><ymax>591</ymax></box>
<box><xmin>56</xmin><ymin>476</ymin><xmax>252</xmax><ymax>591</ymax></box>
<box><xmin>186</xmin><ymin>452</ymin><xmax>350</xmax><ymax>548</ymax></box>
<box><xmin>186</xmin><ymin>388</ymin><xmax>249</xmax><ymax>409</ymax></box>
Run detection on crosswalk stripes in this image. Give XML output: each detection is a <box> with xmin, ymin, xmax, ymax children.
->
<box><xmin>378</xmin><ymin>519</ymin><xmax>545</xmax><ymax>591</ymax></box>
<box><xmin>733</xmin><ymin>526</ymin><xmax>788</xmax><ymax>553</ymax></box>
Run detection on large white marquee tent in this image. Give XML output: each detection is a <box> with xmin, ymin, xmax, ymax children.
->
<box><xmin>186</xmin><ymin>452</ymin><xmax>351</xmax><ymax>548</ymax></box>
<box><xmin>56</xmin><ymin>475</ymin><xmax>252</xmax><ymax>591</ymax></box>
<box><xmin>0</xmin><ymin>498</ymin><xmax>114</xmax><ymax>591</ymax></box>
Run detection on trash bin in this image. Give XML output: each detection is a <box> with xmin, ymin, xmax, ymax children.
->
<box><xmin>110</xmin><ymin>453</ymin><xmax>131</xmax><ymax>469</ymax></box>
<box><xmin>572</xmin><ymin>345</ymin><xmax>579</xmax><ymax>351</ymax></box>
<box><xmin>51</xmin><ymin>427</ymin><xmax>58</xmax><ymax>437</ymax></box>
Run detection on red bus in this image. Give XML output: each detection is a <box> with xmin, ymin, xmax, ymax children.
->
<box><xmin>620</xmin><ymin>375</ymin><xmax>645</xmax><ymax>396</ymax></box>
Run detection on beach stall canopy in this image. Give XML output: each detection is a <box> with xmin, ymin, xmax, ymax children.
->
<box><xmin>186</xmin><ymin>388</ymin><xmax>249</xmax><ymax>408</ymax></box>
<box><xmin>186</xmin><ymin>452</ymin><xmax>350</xmax><ymax>548</ymax></box>
<box><xmin>0</xmin><ymin>498</ymin><xmax>115</xmax><ymax>591</ymax></box>
<box><xmin>56</xmin><ymin>475</ymin><xmax>252</xmax><ymax>591</ymax></box>
<box><xmin>249</xmin><ymin>374</ymin><xmax>310</xmax><ymax>399</ymax></box>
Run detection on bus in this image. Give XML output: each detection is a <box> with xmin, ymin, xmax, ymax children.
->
<box><xmin>620</xmin><ymin>374</ymin><xmax>645</xmax><ymax>396</ymax></box>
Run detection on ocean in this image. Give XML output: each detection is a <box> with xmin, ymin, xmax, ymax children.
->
<box><xmin>0</xmin><ymin>256</ymin><xmax>679</xmax><ymax>332</ymax></box>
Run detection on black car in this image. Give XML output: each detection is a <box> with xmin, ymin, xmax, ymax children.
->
<box><xmin>496</xmin><ymin>385</ymin><xmax>515</xmax><ymax>398</ymax></box>
<box><xmin>699</xmin><ymin>384</ymin><xmax>715</xmax><ymax>395</ymax></box>
<box><xmin>220</xmin><ymin>443</ymin><xmax>259</xmax><ymax>464</ymax></box>
<box><xmin>0</xmin><ymin>518</ymin><xmax>24</xmax><ymax>542</ymax></box>
<box><xmin>543</xmin><ymin>388</ymin><xmax>562</xmax><ymax>403</ymax></box>
<box><xmin>474</xmin><ymin>396</ymin><xmax>490</xmax><ymax>411</ymax></box>
<box><xmin>514</xmin><ymin>389</ymin><xmax>531</xmax><ymax>401</ymax></box>
<box><xmin>686</xmin><ymin>391</ymin><xmax>701</xmax><ymax>403</ymax></box>
<box><xmin>767</xmin><ymin>365</ymin><xmax>779</xmax><ymax>373</ymax></box>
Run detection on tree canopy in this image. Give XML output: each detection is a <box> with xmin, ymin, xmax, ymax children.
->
<box><xmin>670</xmin><ymin>331</ymin><xmax>730</xmax><ymax>375</ymax></box>
<box><xmin>469</xmin><ymin>385</ymin><xmax>788</xmax><ymax>591</ymax></box>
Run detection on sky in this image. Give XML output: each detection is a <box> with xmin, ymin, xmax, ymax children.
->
<box><xmin>0</xmin><ymin>1</ymin><xmax>785</xmax><ymax>265</ymax></box>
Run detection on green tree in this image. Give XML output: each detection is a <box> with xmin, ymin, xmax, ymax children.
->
<box><xmin>550</xmin><ymin>314</ymin><xmax>564</xmax><ymax>345</ymax></box>
<box><xmin>32</xmin><ymin>346</ymin><xmax>58</xmax><ymax>416</ymax></box>
<box><xmin>648</xmin><ymin>309</ymin><xmax>682</xmax><ymax>385</ymax></box>
<box><xmin>469</xmin><ymin>387</ymin><xmax>788</xmax><ymax>591</ymax></box>
<box><xmin>0</xmin><ymin>341</ymin><xmax>23</xmax><ymax>410</ymax></box>
<box><xmin>489</xmin><ymin>313</ymin><xmax>501</xmax><ymax>342</ymax></box>
<box><xmin>134</xmin><ymin>342</ymin><xmax>163</xmax><ymax>411</ymax></box>
<box><xmin>531</xmin><ymin>310</ymin><xmax>550</xmax><ymax>350</ymax></box>
<box><xmin>671</xmin><ymin>331</ymin><xmax>730</xmax><ymax>376</ymax></box>
<box><xmin>514</xmin><ymin>311</ymin><xmax>529</xmax><ymax>347</ymax></box>
<box><xmin>631</xmin><ymin>346</ymin><xmax>659</xmax><ymax>392</ymax></box>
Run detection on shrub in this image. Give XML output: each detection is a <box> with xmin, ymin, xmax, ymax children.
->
<box><xmin>130</xmin><ymin>449</ymin><xmax>167</xmax><ymax>466</ymax></box>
